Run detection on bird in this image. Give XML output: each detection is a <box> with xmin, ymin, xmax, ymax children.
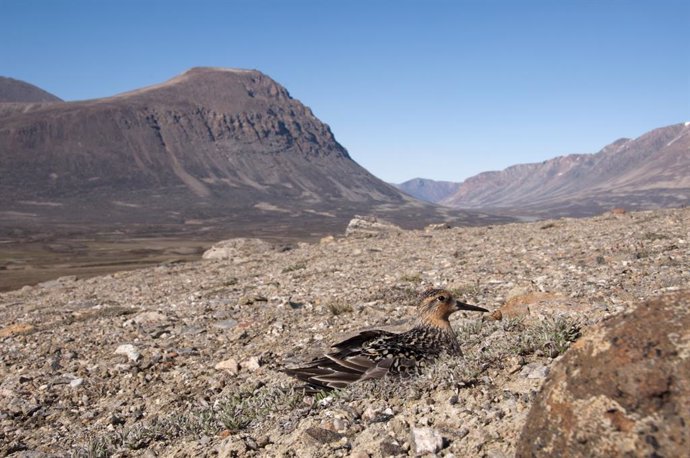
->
<box><xmin>283</xmin><ymin>288</ymin><xmax>488</xmax><ymax>391</ymax></box>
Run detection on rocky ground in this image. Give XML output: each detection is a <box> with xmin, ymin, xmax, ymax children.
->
<box><xmin>1</xmin><ymin>208</ymin><xmax>688</xmax><ymax>457</ymax></box>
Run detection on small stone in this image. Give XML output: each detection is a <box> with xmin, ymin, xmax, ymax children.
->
<box><xmin>528</xmin><ymin>365</ymin><xmax>550</xmax><ymax>379</ymax></box>
<box><xmin>213</xmin><ymin>318</ymin><xmax>238</xmax><ymax>330</ymax></box>
<box><xmin>362</xmin><ymin>405</ymin><xmax>393</xmax><ymax>423</ymax></box>
<box><xmin>380</xmin><ymin>439</ymin><xmax>405</xmax><ymax>456</ymax></box>
<box><xmin>425</xmin><ymin>222</ymin><xmax>451</xmax><ymax>231</ymax></box>
<box><xmin>521</xmin><ymin>363</ymin><xmax>550</xmax><ymax>379</ymax></box>
<box><xmin>332</xmin><ymin>418</ymin><xmax>348</xmax><ymax>432</ymax></box>
<box><xmin>320</xmin><ymin>235</ymin><xmax>335</xmax><ymax>244</ymax></box>
<box><xmin>410</xmin><ymin>427</ymin><xmax>444</xmax><ymax>456</ymax></box>
<box><xmin>241</xmin><ymin>356</ymin><xmax>261</xmax><ymax>372</ymax></box>
<box><xmin>69</xmin><ymin>378</ymin><xmax>84</xmax><ymax>388</ymax></box>
<box><xmin>214</xmin><ymin>358</ymin><xmax>239</xmax><ymax>374</ymax></box>
<box><xmin>304</xmin><ymin>427</ymin><xmax>344</xmax><ymax>444</ymax></box>
<box><xmin>216</xmin><ymin>436</ymin><xmax>248</xmax><ymax>455</ymax></box>
<box><xmin>114</xmin><ymin>344</ymin><xmax>141</xmax><ymax>362</ymax></box>
<box><xmin>485</xmin><ymin>449</ymin><xmax>507</xmax><ymax>458</ymax></box>
<box><xmin>0</xmin><ymin>323</ymin><xmax>35</xmax><ymax>337</ymax></box>
<box><xmin>133</xmin><ymin>311</ymin><xmax>169</xmax><ymax>325</ymax></box>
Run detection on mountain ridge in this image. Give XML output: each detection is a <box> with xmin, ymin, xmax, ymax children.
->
<box><xmin>438</xmin><ymin>123</ymin><xmax>689</xmax><ymax>217</ymax></box>
<box><xmin>0</xmin><ymin>69</ymin><xmax>506</xmax><ymax>241</ymax></box>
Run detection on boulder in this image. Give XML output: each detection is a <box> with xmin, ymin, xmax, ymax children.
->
<box><xmin>517</xmin><ymin>291</ymin><xmax>690</xmax><ymax>457</ymax></box>
<box><xmin>345</xmin><ymin>215</ymin><xmax>402</xmax><ymax>238</ymax></box>
<box><xmin>202</xmin><ymin>238</ymin><xmax>273</xmax><ymax>260</ymax></box>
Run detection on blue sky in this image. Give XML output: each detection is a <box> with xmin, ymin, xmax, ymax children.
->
<box><xmin>2</xmin><ymin>0</ymin><xmax>688</xmax><ymax>182</ymax></box>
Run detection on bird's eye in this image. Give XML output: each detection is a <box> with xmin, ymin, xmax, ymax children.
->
<box><xmin>438</xmin><ymin>295</ymin><xmax>446</xmax><ymax>302</ymax></box>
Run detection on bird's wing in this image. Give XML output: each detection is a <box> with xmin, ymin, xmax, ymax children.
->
<box><xmin>330</xmin><ymin>329</ymin><xmax>397</xmax><ymax>352</ymax></box>
<box><xmin>283</xmin><ymin>330</ymin><xmax>398</xmax><ymax>391</ymax></box>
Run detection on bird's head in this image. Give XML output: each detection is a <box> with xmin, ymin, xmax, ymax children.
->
<box><xmin>417</xmin><ymin>288</ymin><xmax>488</xmax><ymax>328</ymax></box>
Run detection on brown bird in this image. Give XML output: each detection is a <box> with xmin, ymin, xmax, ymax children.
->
<box><xmin>284</xmin><ymin>288</ymin><xmax>488</xmax><ymax>391</ymax></box>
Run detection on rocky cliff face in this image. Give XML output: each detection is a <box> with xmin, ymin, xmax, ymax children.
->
<box><xmin>0</xmin><ymin>68</ymin><xmax>499</xmax><ymax>238</ymax></box>
<box><xmin>441</xmin><ymin>123</ymin><xmax>690</xmax><ymax>217</ymax></box>
<box><xmin>0</xmin><ymin>68</ymin><xmax>390</xmax><ymax>203</ymax></box>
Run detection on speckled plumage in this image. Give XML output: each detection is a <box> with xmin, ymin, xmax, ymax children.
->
<box><xmin>284</xmin><ymin>288</ymin><xmax>488</xmax><ymax>391</ymax></box>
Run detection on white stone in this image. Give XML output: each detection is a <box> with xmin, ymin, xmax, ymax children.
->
<box><xmin>214</xmin><ymin>358</ymin><xmax>239</xmax><ymax>374</ymax></box>
<box><xmin>114</xmin><ymin>344</ymin><xmax>141</xmax><ymax>362</ymax></box>
<box><xmin>133</xmin><ymin>311</ymin><xmax>169</xmax><ymax>325</ymax></box>
<box><xmin>410</xmin><ymin>426</ymin><xmax>444</xmax><ymax>456</ymax></box>
<box><xmin>241</xmin><ymin>356</ymin><xmax>261</xmax><ymax>372</ymax></box>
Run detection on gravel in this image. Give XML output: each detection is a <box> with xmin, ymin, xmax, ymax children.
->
<box><xmin>0</xmin><ymin>207</ymin><xmax>688</xmax><ymax>457</ymax></box>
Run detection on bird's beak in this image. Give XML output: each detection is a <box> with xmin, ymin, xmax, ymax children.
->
<box><xmin>455</xmin><ymin>300</ymin><xmax>489</xmax><ymax>313</ymax></box>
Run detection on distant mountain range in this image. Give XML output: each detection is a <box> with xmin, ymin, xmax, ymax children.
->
<box><xmin>394</xmin><ymin>178</ymin><xmax>461</xmax><ymax>203</ymax></box>
<box><xmin>0</xmin><ymin>68</ymin><xmax>505</xmax><ymax>240</ymax></box>
<box><xmin>0</xmin><ymin>76</ymin><xmax>63</xmax><ymax>103</ymax></box>
<box><xmin>397</xmin><ymin>123</ymin><xmax>690</xmax><ymax>218</ymax></box>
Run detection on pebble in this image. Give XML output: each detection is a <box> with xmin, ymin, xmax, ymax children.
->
<box><xmin>114</xmin><ymin>344</ymin><xmax>141</xmax><ymax>362</ymax></box>
<box><xmin>213</xmin><ymin>318</ymin><xmax>238</xmax><ymax>330</ymax></box>
<box><xmin>214</xmin><ymin>358</ymin><xmax>239</xmax><ymax>374</ymax></box>
<box><xmin>241</xmin><ymin>356</ymin><xmax>261</xmax><ymax>372</ymax></box>
<box><xmin>521</xmin><ymin>363</ymin><xmax>550</xmax><ymax>379</ymax></box>
<box><xmin>133</xmin><ymin>311</ymin><xmax>169</xmax><ymax>325</ymax></box>
<box><xmin>304</xmin><ymin>427</ymin><xmax>344</xmax><ymax>444</ymax></box>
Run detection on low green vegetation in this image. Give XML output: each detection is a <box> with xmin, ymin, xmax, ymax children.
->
<box><xmin>282</xmin><ymin>261</ymin><xmax>307</xmax><ymax>273</ymax></box>
<box><xmin>75</xmin><ymin>315</ymin><xmax>583</xmax><ymax>457</ymax></box>
<box><xmin>73</xmin><ymin>384</ymin><xmax>302</xmax><ymax>457</ymax></box>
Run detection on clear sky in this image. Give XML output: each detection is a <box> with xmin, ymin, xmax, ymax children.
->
<box><xmin>2</xmin><ymin>0</ymin><xmax>689</xmax><ymax>183</ymax></box>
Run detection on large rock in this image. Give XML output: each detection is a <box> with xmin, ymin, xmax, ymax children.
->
<box><xmin>517</xmin><ymin>291</ymin><xmax>690</xmax><ymax>457</ymax></box>
<box><xmin>344</xmin><ymin>215</ymin><xmax>402</xmax><ymax>238</ymax></box>
<box><xmin>202</xmin><ymin>238</ymin><xmax>273</xmax><ymax>260</ymax></box>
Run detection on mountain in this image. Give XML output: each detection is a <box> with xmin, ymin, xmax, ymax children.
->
<box><xmin>0</xmin><ymin>68</ymin><xmax>506</xmax><ymax>240</ymax></box>
<box><xmin>395</xmin><ymin>178</ymin><xmax>462</xmax><ymax>203</ymax></box>
<box><xmin>441</xmin><ymin>123</ymin><xmax>690</xmax><ymax>217</ymax></box>
<box><xmin>0</xmin><ymin>76</ymin><xmax>63</xmax><ymax>103</ymax></box>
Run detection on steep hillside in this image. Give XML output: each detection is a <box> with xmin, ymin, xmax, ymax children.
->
<box><xmin>442</xmin><ymin>123</ymin><xmax>690</xmax><ymax>217</ymax></box>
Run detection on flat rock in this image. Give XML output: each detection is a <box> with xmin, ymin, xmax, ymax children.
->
<box><xmin>517</xmin><ymin>291</ymin><xmax>690</xmax><ymax>457</ymax></box>
<box><xmin>0</xmin><ymin>323</ymin><xmax>35</xmax><ymax>337</ymax></box>
<box><xmin>214</xmin><ymin>358</ymin><xmax>239</xmax><ymax>374</ymax></box>
<box><xmin>304</xmin><ymin>426</ymin><xmax>344</xmax><ymax>444</ymax></box>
